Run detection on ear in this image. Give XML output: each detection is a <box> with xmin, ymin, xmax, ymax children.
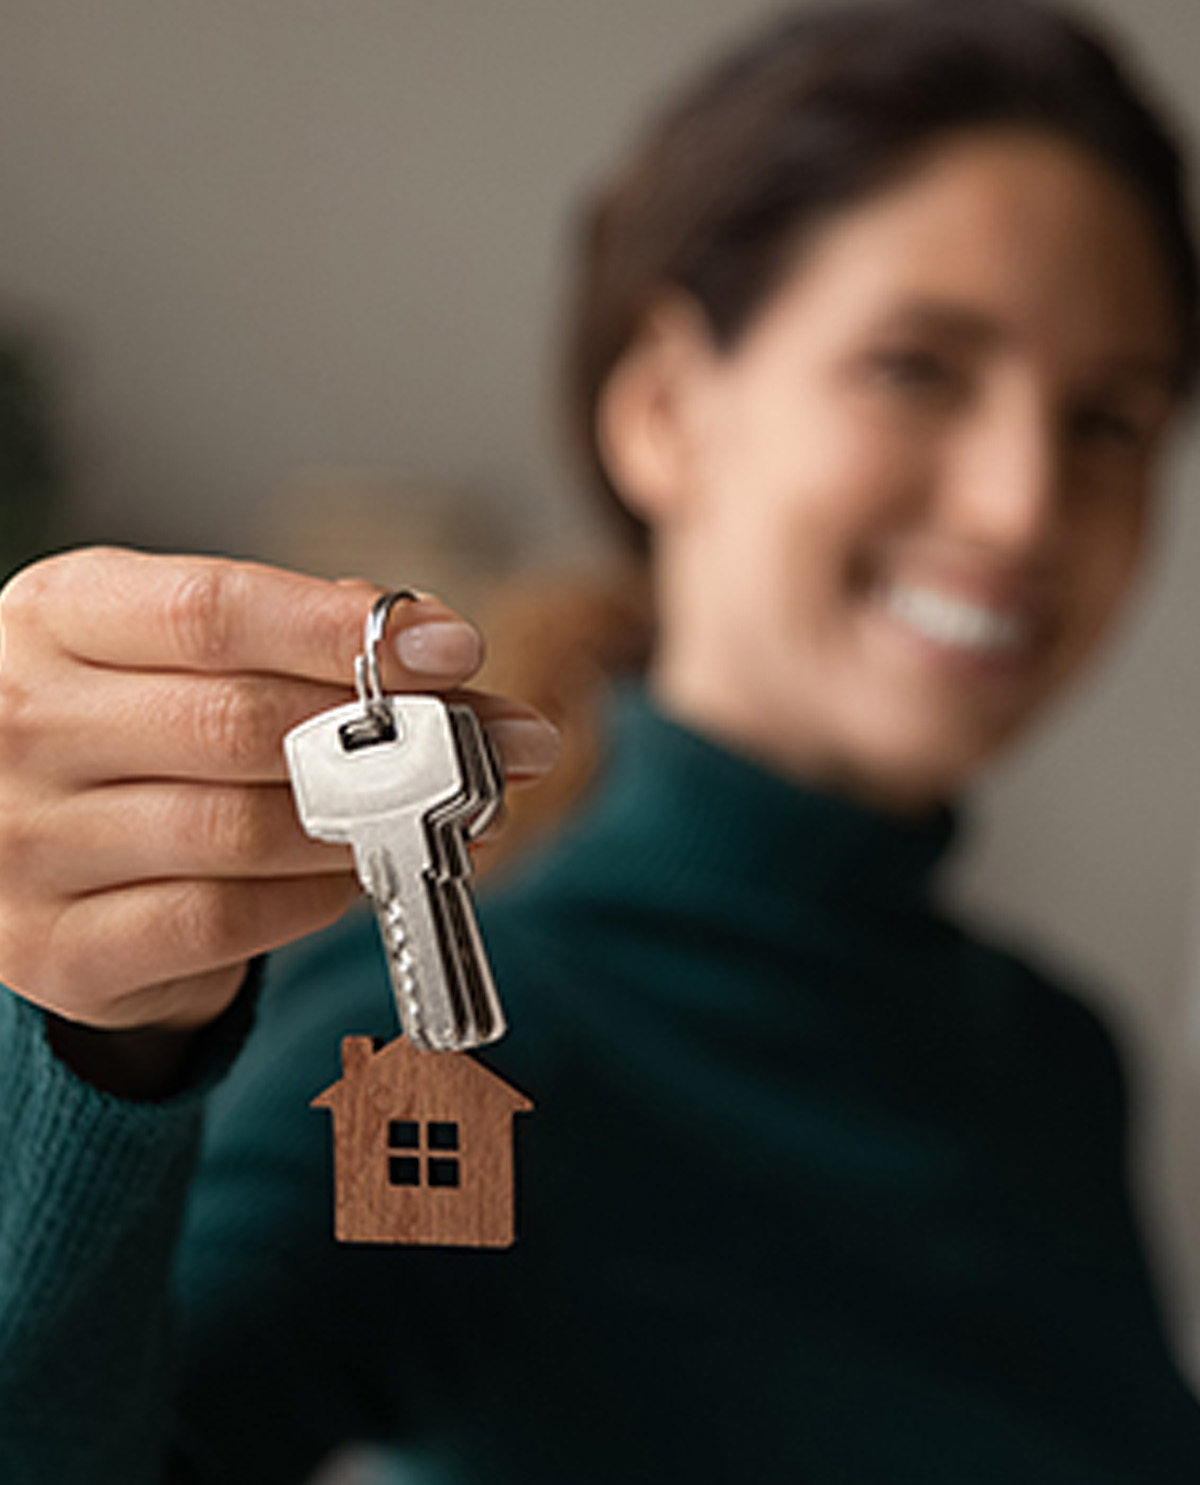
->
<box><xmin>594</xmin><ymin>293</ymin><xmax>716</xmax><ymax>528</ymax></box>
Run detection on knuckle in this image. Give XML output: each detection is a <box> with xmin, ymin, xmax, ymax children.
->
<box><xmin>197</xmin><ymin>789</ymin><xmax>272</xmax><ymax>869</ymax></box>
<box><xmin>1</xmin><ymin>547</ymin><xmax>111</xmax><ymax>640</ymax></box>
<box><xmin>0</xmin><ymin>560</ymin><xmax>51</xmax><ymax>635</ymax></box>
<box><xmin>195</xmin><ymin>678</ymin><xmax>274</xmax><ymax>772</ymax></box>
<box><xmin>167</xmin><ymin>880</ymin><xmax>240</xmax><ymax>965</ymax></box>
<box><xmin>0</xmin><ymin>675</ymin><xmax>37</xmax><ymax>773</ymax></box>
<box><xmin>165</xmin><ymin>564</ymin><xmax>233</xmax><ymax>668</ymax></box>
<box><xmin>0</xmin><ymin>809</ymin><xmax>42</xmax><ymax>885</ymax></box>
<box><xmin>0</xmin><ymin>562</ymin><xmax>60</xmax><ymax>675</ymax></box>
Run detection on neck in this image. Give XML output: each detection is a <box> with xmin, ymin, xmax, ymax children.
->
<box><xmin>550</xmin><ymin>684</ymin><xmax>964</xmax><ymax>927</ymax></box>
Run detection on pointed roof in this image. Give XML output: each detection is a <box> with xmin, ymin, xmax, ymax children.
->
<box><xmin>312</xmin><ymin>1034</ymin><xmax>533</xmax><ymax>1115</ymax></box>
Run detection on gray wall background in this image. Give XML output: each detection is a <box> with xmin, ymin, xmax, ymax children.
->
<box><xmin>4</xmin><ymin>0</ymin><xmax>1200</xmax><ymax>1364</ymax></box>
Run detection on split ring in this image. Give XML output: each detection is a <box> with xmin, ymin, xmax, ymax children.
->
<box><xmin>354</xmin><ymin>588</ymin><xmax>420</xmax><ymax>730</ymax></box>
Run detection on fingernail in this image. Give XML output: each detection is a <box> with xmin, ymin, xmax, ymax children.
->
<box><xmin>485</xmin><ymin>717</ymin><xmax>562</xmax><ymax>776</ymax></box>
<box><xmin>394</xmin><ymin>621</ymin><xmax>482</xmax><ymax>676</ymax></box>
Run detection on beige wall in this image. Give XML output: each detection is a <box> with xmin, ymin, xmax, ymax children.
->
<box><xmin>0</xmin><ymin>0</ymin><xmax>769</xmax><ymax>556</ymax></box>
<box><xmin>3</xmin><ymin>0</ymin><xmax>1200</xmax><ymax>1353</ymax></box>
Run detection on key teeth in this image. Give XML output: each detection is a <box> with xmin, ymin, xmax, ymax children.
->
<box><xmin>371</xmin><ymin>881</ymin><xmax>506</xmax><ymax>1053</ymax></box>
<box><xmin>404</xmin><ymin>1011</ymin><xmax>507</xmax><ymax>1055</ymax></box>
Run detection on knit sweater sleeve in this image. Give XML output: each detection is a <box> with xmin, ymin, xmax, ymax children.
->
<box><xmin>0</xmin><ymin>985</ymin><xmax>227</xmax><ymax>1483</ymax></box>
<box><xmin>0</xmin><ymin>924</ymin><xmax>402</xmax><ymax>1484</ymax></box>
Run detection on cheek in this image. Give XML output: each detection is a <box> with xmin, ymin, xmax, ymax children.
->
<box><xmin>769</xmin><ymin>441</ymin><xmax>924</xmax><ymax>602</ymax></box>
<box><xmin>689</xmin><ymin>371</ymin><xmax>928</xmax><ymax>605</ymax></box>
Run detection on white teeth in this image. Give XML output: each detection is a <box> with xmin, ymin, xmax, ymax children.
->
<box><xmin>884</xmin><ymin>585</ymin><xmax>1029</xmax><ymax>654</ymax></box>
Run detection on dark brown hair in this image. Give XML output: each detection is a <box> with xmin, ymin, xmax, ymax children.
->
<box><xmin>562</xmin><ymin>0</ymin><xmax>1199</xmax><ymax>550</ymax></box>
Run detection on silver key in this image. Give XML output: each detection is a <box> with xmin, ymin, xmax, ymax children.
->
<box><xmin>283</xmin><ymin>598</ymin><xmax>506</xmax><ymax>1052</ymax></box>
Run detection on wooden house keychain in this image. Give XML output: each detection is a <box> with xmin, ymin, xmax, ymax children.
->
<box><xmin>285</xmin><ymin>590</ymin><xmax>533</xmax><ymax>1249</ymax></box>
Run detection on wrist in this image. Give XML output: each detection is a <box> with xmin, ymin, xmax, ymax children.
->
<box><xmin>45</xmin><ymin>1015</ymin><xmax>203</xmax><ymax>1101</ymax></box>
<box><xmin>43</xmin><ymin>960</ymin><xmax>263</xmax><ymax>1102</ymax></box>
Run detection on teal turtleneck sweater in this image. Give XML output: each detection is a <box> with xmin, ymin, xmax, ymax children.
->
<box><xmin>2</xmin><ymin>688</ymin><xmax>1200</xmax><ymax>1483</ymax></box>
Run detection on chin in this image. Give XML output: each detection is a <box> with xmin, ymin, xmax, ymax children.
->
<box><xmin>848</xmin><ymin>713</ymin><xmax>1032</xmax><ymax>807</ymax></box>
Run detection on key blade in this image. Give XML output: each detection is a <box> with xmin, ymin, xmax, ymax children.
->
<box><xmin>285</xmin><ymin>693</ymin><xmax>509</xmax><ymax>1053</ymax></box>
<box><xmin>359</xmin><ymin>841</ymin><xmax>470</xmax><ymax>1051</ymax></box>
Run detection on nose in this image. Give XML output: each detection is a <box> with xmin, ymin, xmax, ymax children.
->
<box><xmin>939</xmin><ymin>388</ymin><xmax>1062</xmax><ymax>559</ymax></box>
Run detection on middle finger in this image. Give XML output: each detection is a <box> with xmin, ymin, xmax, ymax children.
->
<box><xmin>39</xmin><ymin>668</ymin><xmax>355</xmax><ymax>785</ymax></box>
<box><xmin>37</xmin><ymin>669</ymin><xmax>560</xmax><ymax>788</ymax></box>
<box><xmin>30</xmin><ymin>780</ymin><xmax>350</xmax><ymax>896</ymax></box>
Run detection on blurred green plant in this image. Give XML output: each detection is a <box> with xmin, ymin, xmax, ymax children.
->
<box><xmin>0</xmin><ymin>336</ymin><xmax>59</xmax><ymax>584</ymax></box>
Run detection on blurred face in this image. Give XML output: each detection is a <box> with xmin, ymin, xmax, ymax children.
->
<box><xmin>629</xmin><ymin>131</ymin><xmax>1183</xmax><ymax>812</ymax></box>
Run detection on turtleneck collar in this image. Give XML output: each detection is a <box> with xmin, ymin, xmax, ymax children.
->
<box><xmin>576</xmin><ymin>684</ymin><xmax>964</xmax><ymax>916</ymax></box>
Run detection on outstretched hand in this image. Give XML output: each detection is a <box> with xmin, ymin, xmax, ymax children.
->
<box><xmin>0</xmin><ymin>547</ymin><xmax>559</xmax><ymax>1059</ymax></box>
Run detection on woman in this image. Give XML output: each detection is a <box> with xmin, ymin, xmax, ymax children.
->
<box><xmin>1</xmin><ymin>0</ymin><xmax>1199</xmax><ymax>1480</ymax></box>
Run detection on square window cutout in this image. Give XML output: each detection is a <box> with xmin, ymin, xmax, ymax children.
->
<box><xmin>427</xmin><ymin>1158</ymin><xmax>461</xmax><ymax>1188</ymax></box>
<box><xmin>388</xmin><ymin>1120</ymin><xmax>420</xmax><ymax>1150</ymax></box>
<box><xmin>388</xmin><ymin>1156</ymin><xmax>420</xmax><ymax>1187</ymax></box>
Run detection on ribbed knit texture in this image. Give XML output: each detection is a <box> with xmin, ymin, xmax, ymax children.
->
<box><xmin>0</xmin><ymin>969</ymin><xmax>259</xmax><ymax>1482</ymax></box>
<box><xmin>2</xmin><ymin>686</ymin><xmax>1199</xmax><ymax>1482</ymax></box>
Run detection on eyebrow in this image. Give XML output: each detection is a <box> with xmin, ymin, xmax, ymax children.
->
<box><xmin>1096</xmin><ymin>356</ymin><xmax>1186</xmax><ymax>397</ymax></box>
<box><xmin>874</xmin><ymin>298</ymin><xmax>1184</xmax><ymax>394</ymax></box>
<box><xmin>876</xmin><ymin>299</ymin><xmax>1006</xmax><ymax>349</ymax></box>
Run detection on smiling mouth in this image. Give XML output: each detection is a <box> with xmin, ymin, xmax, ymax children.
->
<box><xmin>882</xmin><ymin>583</ymin><xmax>1035</xmax><ymax>659</ymax></box>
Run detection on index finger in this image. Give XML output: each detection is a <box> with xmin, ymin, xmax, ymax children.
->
<box><xmin>6</xmin><ymin>548</ymin><xmax>482</xmax><ymax>690</ymax></box>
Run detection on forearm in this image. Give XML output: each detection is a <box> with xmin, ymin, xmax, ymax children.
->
<box><xmin>0</xmin><ymin>977</ymin><xmax>261</xmax><ymax>1483</ymax></box>
<box><xmin>0</xmin><ymin>989</ymin><xmax>199</xmax><ymax>1479</ymax></box>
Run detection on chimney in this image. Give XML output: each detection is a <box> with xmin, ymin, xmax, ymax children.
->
<box><xmin>340</xmin><ymin>1035</ymin><xmax>380</xmax><ymax>1081</ymax></box>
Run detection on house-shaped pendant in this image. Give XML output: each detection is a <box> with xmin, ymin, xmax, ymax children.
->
<box><xmin>312</xmin><ymin>1035</ymin><xmax>534</xmax><ymax>1248</ymax></box>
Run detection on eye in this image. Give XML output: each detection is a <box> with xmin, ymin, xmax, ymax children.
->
<box><xmin>868</xmin><ymin>347</ymin><xmax>962</xmax><ymax>399</ymax></box>
<box><xmin>1068</xmin><ymin>405</ymin><xmax>1151</xmax><ymax>452</ymax></box>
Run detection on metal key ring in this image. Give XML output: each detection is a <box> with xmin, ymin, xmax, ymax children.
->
<box><xmin>354</xmin><ymin>588</ymin><xmax>420</xmax><ymax>728</ymax></box>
